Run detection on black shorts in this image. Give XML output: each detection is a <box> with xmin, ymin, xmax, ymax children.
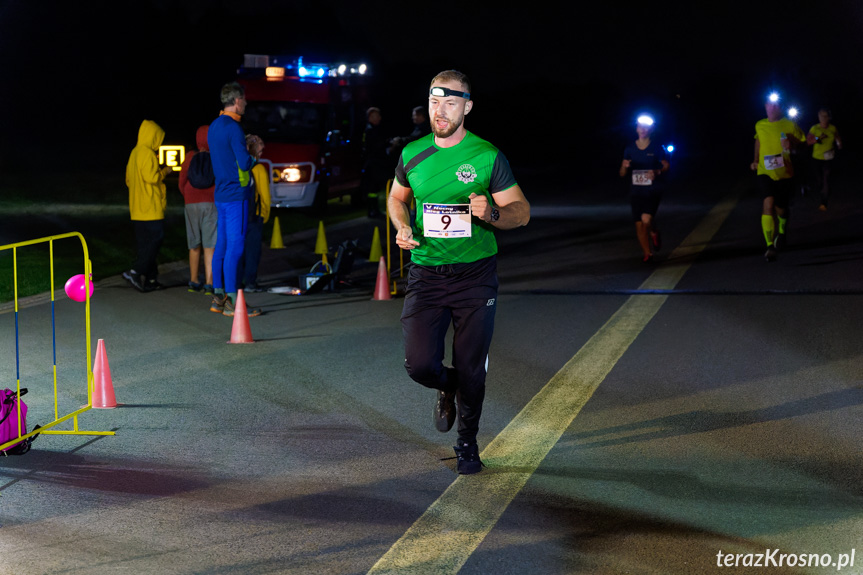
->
<box><xmin>757</xmin><ymin>175</ymin><xmax>794</xmax><ymax>209</ymax></box>
<box><xmin>630</xmin><ymin>188</ymin><xmax>661</xmax><ymax>222</ymax></box>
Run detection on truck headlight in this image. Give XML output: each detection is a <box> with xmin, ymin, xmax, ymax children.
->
<box><xmin>275</xmin><ymin>165</ymin><xmax>313</xmax><ymax>184</ymax></box>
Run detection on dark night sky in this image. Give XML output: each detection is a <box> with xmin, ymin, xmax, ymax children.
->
<box><xmin>1</xmin><ymin>0</ymin><xmax>862</xmax><ymax>176</ymax></box>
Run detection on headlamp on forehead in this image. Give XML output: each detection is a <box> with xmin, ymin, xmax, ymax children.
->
<box><xmin>787</xmin><ymin>106</ymin><xmax>799</xmax><ymax>119</ymax></box>
<box><xmin>636</xmin><ymin>115</ymin><xmax>655</xmax><ymax>127</ymax></box>
<box><xmin>430</xmin><ymin>86</ymin><xmax>471</xmax><ymax>99</ymax></box>
<box><xmin>767</xmin><ymin>92</ymin><xmax>780</xmax><ymax>104</ymax></box>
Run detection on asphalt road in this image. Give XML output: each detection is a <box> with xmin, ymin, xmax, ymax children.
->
<box><xmin>1</xmin><ymin>157</ymin><xmax>863</xmax><ymax>575</ymax></box>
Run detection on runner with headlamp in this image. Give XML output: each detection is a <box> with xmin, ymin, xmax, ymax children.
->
<box><xmin>750</xmin><ymin>92</ymin><xmax>805</xmax><ymax>261</ymax></box>
<box><xmin>619</xmin><ymin>114</ymin><xmax>669</xmax><ymax>263</ymax></box>
<box><xmin>388</xmin><ymin>70</ymin><xmax>530</xmax><ymax>475</ymax></box>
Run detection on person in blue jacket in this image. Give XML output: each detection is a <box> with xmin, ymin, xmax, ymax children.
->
<box><xmin>208</xmin><ymin>82</ymin><xmax>261</xmax><ymax>317</ymax></box>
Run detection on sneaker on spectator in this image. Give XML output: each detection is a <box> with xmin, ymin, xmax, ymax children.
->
<box><xmin>222</xmin><ymin>296</ymin><xmax>262</xmax><ymax>317</ymax></box>
<box><xmin>122</xmin><ymin>270</ymin><xmax>146</xmax><ymax>293</ymax></box>
<box><xmin>188</xmin><ymin>281</ymin><xmax>203</xmax><ymax>293</ymax></box>
<box><xmin>210</xmin><ymin>294</ymin><xmax>227</xmax><ymax>313</ymax></box>
<box><xmin>203</xmin><ymin>284</ymin><xmax>214</xmax><ymax>295</ymax></box>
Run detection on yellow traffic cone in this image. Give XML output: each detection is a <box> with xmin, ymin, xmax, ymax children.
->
<box><xmin>368</xmin><ymin>227</ymin><xmax>383</xmax><ymax>262</ymax></box>
<box><xmin>270</xmin><ymin>216</ymin><xmax>285</xmax><ymax>249</ymax></box>
<box><xmin>315</xmin><ymin>221</ymin><xmax>328</xmax><ymax>256</ymax></box>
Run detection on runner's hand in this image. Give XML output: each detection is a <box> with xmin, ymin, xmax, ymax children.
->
<box><xmin>396</xmin><ymin>225</ymin><xmax>419</xmax><ymax>249</ymax></box>
<box><xmin>469</xmin><ymin>193</ymin><xmax>491</xmax><ymax>222</ymax></box>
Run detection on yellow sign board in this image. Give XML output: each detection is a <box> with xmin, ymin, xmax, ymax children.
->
<box><xmin>159</xmin><ymin>145</ymin><xmax>186</xmax><ymax>172</ymax></box>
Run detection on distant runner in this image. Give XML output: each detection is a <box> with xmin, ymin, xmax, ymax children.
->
<box><xmin>806</xmin><ymin>107</ymin><xmax>842</xmax><ymax>211</ymax></box>
<box><xmin>750</xmin><ymin>92</ymin><xmax>805</xmax><ymax>262</ymax></box>
<box><xmin>619</xmin><ymin>115</ymin><xmax>669</xmax><ymax>263</ymax></box>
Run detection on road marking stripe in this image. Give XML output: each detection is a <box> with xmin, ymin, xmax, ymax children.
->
<box><xmin>368</xmin><ymin>190</ymin><xmax>742</xmax><ymax>574</ymax></box>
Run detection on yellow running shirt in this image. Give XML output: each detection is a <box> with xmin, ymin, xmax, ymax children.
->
<box><xmin>809</xmin><ymin>123</ymin><xmax>839</xmax><ymax>161</ymax></box>
<box><xmin>754</xmin><ymin>117</ymin><xmax>805</xmax><ymax>181</ymax></box>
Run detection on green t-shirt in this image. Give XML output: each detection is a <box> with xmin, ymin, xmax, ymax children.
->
<box><xmin>395</xmin><ymin>131</ymin><xmax>517</xmax><ymax>266</ymax></box>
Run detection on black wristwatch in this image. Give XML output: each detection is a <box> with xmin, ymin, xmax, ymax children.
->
<box><xmin>490</xmin><ymin>207</ymin><xmax>500</xmax><ymax>223</ymax></box>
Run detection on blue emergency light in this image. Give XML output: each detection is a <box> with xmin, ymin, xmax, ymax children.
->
<box><xmin>297</xmin><ymin>57</ymin><xmax>328</xmax><ymax>78</ymax></box>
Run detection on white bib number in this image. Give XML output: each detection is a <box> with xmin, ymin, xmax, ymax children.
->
<box><xmin>822</xmin><ymin>149</ymin><xmax>835</xmax><ymax>160</ymax></box>
<box><xmin>422</xmin><ymin>203</ymin><xmax>472</xmax><ymax>238</ymax></box>
<box><xmin>632</xmin><ymin>170</ymin><xmax>653</xmax><ymax>186</ymax></box>
<box><xmin>763</xmin><ymin>154</ymin><xmax>785</xmax><ymax>170</ymax></box>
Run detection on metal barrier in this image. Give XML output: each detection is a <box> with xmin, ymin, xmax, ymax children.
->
<box><xmin>384</xmin><ymin>179</ymin><xmax>406</xmax><ymax>295</ymax></box>
<box><xmin>0</xmin><ymin>232</ymin><xmax>114</xmax><ymax>452</ymax></box>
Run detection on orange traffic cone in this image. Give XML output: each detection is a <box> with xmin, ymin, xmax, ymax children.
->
<box><xmin>92</xmin><ymin>339</ymin><xmax>118</xmax><ymax>408</ymax></box>
<box><xmin>228</xmin><ymin>289</ymin><xmax>255</xmax><ymax>344</ymax></box>
<box><xmin>372</xmin><ymin>257</ymin><xmax>391</xmax><ymax>301</ymax></box>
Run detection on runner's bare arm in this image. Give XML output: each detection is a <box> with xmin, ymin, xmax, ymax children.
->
<box><xmin>388</xmin><ymin>180</ymin><xmax>420</xmax><ymax>249</ymax></box>
<box><xmin>470</xmin><ymin>184</ymin><xmax>530</xmax><ymax>230</ymax></box>
<box><xmin>619</xmin><ymin>158</ymin><xmax>631</xmax><ymax>177</ymax></box>
<box><xmin>751</xmin><ymin>139</ymin><xmax>760</xmax><ymax>171</ymax></box>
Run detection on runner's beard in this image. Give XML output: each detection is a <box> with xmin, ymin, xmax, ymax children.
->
<box><xmin>432</xmin><ymin>114</ymin><xmax>462</xmax><ymax>139</ymax></box>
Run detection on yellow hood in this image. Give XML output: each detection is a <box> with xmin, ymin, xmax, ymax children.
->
<box><xmin>137</xmin><ymin>119</ymin><xmax>165</xmax><ymax>152</ymax></box>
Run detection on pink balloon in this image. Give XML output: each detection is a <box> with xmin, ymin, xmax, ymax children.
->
<box><xmin>64</xmin><ymin>274</ymin><xmax>94</xmax><ymax>302</ymax></box>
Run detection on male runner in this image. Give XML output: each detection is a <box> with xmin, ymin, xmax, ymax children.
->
<box><xmin>388</xmin><ymin>70</ymin><xmax>530</xmax><ymax>474</ymax></box>
<box><xmin>750</xmin><ymin>92</ymin><xmax>805</xmax><ymax>262</ymax></box>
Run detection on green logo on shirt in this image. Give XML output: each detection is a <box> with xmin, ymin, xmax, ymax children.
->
<box><xmin>456</xmin><ymin>164</ymin><xmax>477</xmax><ymax>184</ymax></box>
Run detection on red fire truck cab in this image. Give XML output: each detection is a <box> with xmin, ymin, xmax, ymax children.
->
<box><xmin>237</xmin><ymin>55</ymin><xmax>374</xmax><ymax>211</ymax></box>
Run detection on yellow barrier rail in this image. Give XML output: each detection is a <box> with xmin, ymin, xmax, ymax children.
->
<box><xmin>0</xmin><ymin>232</ymin><xmax>114</xmax><ymax>453</ymax></box>
<box><xmin>384</xmin><ymin>179</ymin><xmax>406</xmax><ymax>295</ymax></box>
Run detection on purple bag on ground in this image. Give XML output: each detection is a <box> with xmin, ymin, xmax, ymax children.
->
<box><xmin>1</xmin><ymin>388</ymin><xmax>38</xmax><ymax>455</ymax></box>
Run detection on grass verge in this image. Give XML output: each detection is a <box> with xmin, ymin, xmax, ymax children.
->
<box><xmin>0</xmin><ymin>171</ymin><xmax>369</xmax><ymax>302</ymax></box>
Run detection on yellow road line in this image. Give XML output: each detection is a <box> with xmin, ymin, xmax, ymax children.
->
<box><xmin>368</xmin><ymin>190</ymin><xmax>742</xmax><ymax>574</ymax></box>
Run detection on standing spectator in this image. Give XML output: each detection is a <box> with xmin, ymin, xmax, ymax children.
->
<box><xmin>388</xmin><ymin>105</ymin><xmax>431</xmax><ymax>158</ymax></box>
<box><xmin>238</xmin><ymin>134</ymin><xmax>270</xmax><ymax>292</ymax></box>
<box><xmin>124</xmin><ymin>119</ymin><xmax>171</xmax><ymax>292</ymax></box>
<box><xmin>208</xmin><ymin>82</ymin><xmax>261</xmax><ymax>317</ymax></box>
<box><xmin>178</xmin><ymin>125</ymin><xmax>217</xmax><ymax>294</ymax></box>
<box><xmin>360</xmin><ymin>106</ymin><xmax>390</xmax><ymax>216</ymax></box>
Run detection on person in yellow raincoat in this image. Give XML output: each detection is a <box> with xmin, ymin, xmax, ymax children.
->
<box><xmin>124</xmin><ymin>119</ymin><xmax>171</xmax><ymax>292</ymax></box>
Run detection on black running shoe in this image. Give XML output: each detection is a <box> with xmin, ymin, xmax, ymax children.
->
<box><xmin>765</xmin><ymin>246</ymin><xmax>777</xmax><ymax>262</ymax></box>
<box><xmin>773</xmin><ymin>233</ymin><xmax>785</xmax><ymax>250</ymax></box>
<box><xmin>453</xmin><ymin>441</ymin><xmax>483</xmax><ymax>475</ymax></box>
<box><xmin>434</xmin><ymin>390</ymin><xmax>456</xmax><ymax>433</ymax></box>
<box><xmin>122</xmin><ymin>270</ymin><xmax>146</xmax><ymax>293</ymax></box>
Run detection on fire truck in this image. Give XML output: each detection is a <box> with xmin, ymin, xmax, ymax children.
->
<box><xmin>237</xmin><ymin>55</ymin><xmax>375</xmax><ymax>211</ymax></box>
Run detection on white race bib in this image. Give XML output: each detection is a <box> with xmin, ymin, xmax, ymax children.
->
<box><xmin>822</xmin><ymin>149</ymin><xmax>835</xmax><ymax>160</ymax></box>
<box><xmin>422</xmin><ymin>203</ymin><xmax>472</xmax><ymax>238</ymax></box>
<box><xmin>763</xmin><ymin>154</ymin><xmax>785</xmax><ymax>170</ymax></box>
<box><xmin>632</xmin><ymin>170</ymin><xmax>653</xmax><ymax>186</ymax></box>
